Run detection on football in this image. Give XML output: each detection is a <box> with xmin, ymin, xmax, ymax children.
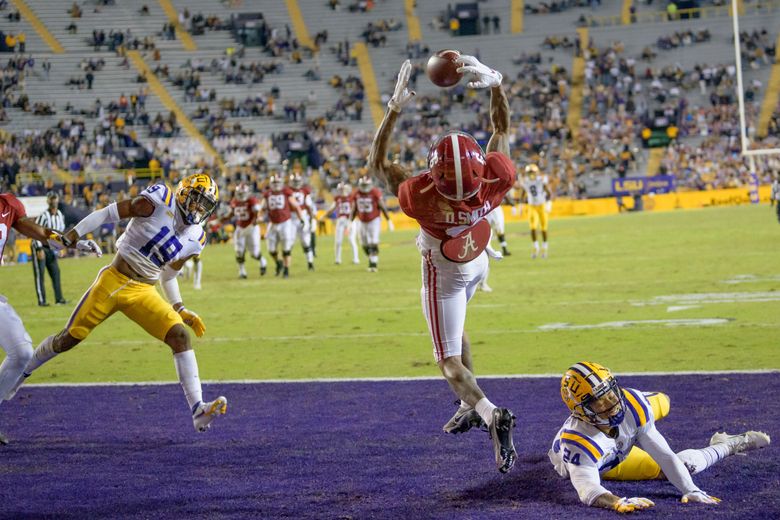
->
<box><xmin>426</xmin><ymin>49</ymin><xmax>463</xmax><ymax>87</ymax></box>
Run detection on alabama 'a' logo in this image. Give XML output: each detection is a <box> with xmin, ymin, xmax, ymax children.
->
<box><xmin>440</xmin><ymin>218</ymin><xmax>491</xmax><ymax>263</ymax></box>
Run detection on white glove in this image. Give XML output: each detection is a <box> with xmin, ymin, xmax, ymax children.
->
<box><xmin>76</xmin><ymin>239</ymin><xmax>103</xmax><ymax>257</ymax></box>
<box><xmin>387</xmin><ymin>59</ymin><xmax>416</xmax><ymax>112</ymax></box>
<box><xmin>455</xmin><ymin>55</ymin><xmax>503</xmax><ymax>89</ymax></box>
<box><xmin>613</xmin><ymin>497</ymin><xmax>655</xmax><ymax>514</ymax></box>
<box><xmin>485</xmin><ymin>244</ymin><xmax>503</xmax><ymax>260</ymax></box>
<box><xmin>387</xmin><ymin>219</ymin><xmax>394</xmax><ymax>232</ymax></box>
<box><xmin>681</xmin><ymin>491</ymin><xmax>721</xmax><ymax>505</ymax></box>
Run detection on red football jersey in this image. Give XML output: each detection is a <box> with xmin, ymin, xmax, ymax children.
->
<box><xmin>290</xmin><ymin>186</ymin><xmax>310</xmax><ymax>206</ymax></box>
<box><xmin>398</xmin><ymin>152</ymin><xmax>515</xmax><ymax>240</ymax></box>
<box><xmin>263</xmin><ymin>187</ymin><xmax>294</xmax><ymax>224</ymax></box>
<box><xmin>0</xmin><ymin>193</ymin><xmax>26</xmax><ymax>259</ymax></box>
<box><xmin>334</xmin><ymin>195</ymin><xmax>353</xmax><ymax>218</ymax></box>
<box><xmin>230</xmin><ymin>196</ymin><xmax>260</xmax><ymax>228</ymax></box>
<box><xmin>352</xmin><ymin>187</ymin><xmax>383</xmax><ymax>222</ymax></box>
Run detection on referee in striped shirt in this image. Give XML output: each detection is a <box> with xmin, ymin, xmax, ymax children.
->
<box><xmin>32</xmin><ymin>191</ymin><xmax>67</xmax><ymax>306</ymax></box>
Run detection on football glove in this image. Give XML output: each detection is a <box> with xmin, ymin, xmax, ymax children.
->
<box><xmin>681</xmin><ymin>491</ymin><xmax>721</xmax><ymax>505</ymax></box>
<box><xmin>455</xmin><ymin>55</ymin><xmax>503</xmax><ymax>89</ymax></box>
<box><xmin>387</xmin><ymin>59</ymin><xmax>415</xmax><ymax>112</ymax></box>
<box><xmin>178</xmin><ymin>308</ymin><xmax>206</xmax><ymax>337</ymax></box>
<box><xmin>485</xmin><ymin>244</ymin><xmax>503</xmax><ymax>260</ymax></box>
<box><xmin>76</xmin><ymin>239</ymin><xmax>102</xmax><ymax>257</ymax></box>
<box><xmin>46</xmin><ymin>232</ymin><xmax>70</xmax><ymax>251</ymax></box>
<box><xmin>613</xmin><ymin>497</ymin><xmax>655</xmax><ymax>514</ymax></box>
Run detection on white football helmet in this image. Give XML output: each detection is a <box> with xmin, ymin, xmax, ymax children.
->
<box><xmin>337</xmin><ymin>182</ymin><xmax>352</xmax><ymax>197</ymax></box>
<box><xmin>269</xmin><ymin>174</ymin><xmax>284</xmax><ymax>191</ymax></box>
<box><xmin>357</xmin><ymin>176</ymin><xmax>373</xmax><ymax>193</ymax></box>
<box><xmin>235</xmin><ymin>182</ymin><xmax>251</xmax><ymax>201</ymax></box>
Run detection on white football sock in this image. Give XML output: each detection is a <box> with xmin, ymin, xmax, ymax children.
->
<box><xmin>238</xmin><ymin>263</ymin><xmax>247</xmax><ymax>276</ymax></box>
<box><xmin>475</xmin><ymin>397</ymin><xmax>497</xmax><ymax>427</ymax></box>
<box><xmin>259</xmin><ymin>256</ymin><xmax>267</xmax><ymax>268</ymax></box>
<box><xmin>533</xmin><ymin>241</ymin><xmax>540</xmax><ymax>252</ymax></box>
<box><xmin>335</xmin><ymin>243</ymin><xmax>342</xmax><ymax>263</ymax></box>
<box><xmin>174</xmin><ymin>350</ymin><xmax>203</xmax><ymax>412</ymax></box>
<box><xmin>193</xmin><ymin>261</ymin><xmax>202</xmax><ymax>286</ymax></box>
<box><xmin>369</xmin><ymin>254</ymin><xmax>378</xmax><ymax>265</ymax></box>
<box><xmin>24</xmin><ymin>335</ymin><xmax>58</xmax><ymax>374</ymax></box>
<box><xmin>0</xmin><ymin>340</ymin><xmax>33</xmax><ymax>401</ymax></box>
<box><xmin>543</xmin><ymin>242</ymin><xmax>548</xmax><ymax>251</ymax></box>
<box><xmin>677</xmin><ymin>444</ymin><xmax>731</xmax><ymax>475</ymax></box>
<box><xmin>306</xmin><ymin>250</ymin><xmax>314</xmax><ymax>263</ymax></box>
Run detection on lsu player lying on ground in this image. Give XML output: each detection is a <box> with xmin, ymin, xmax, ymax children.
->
<box><xmin>550</xmin><ymin>362</ymin><xmax>770</xmax><ymax>513</ymax></box>
<box><xmin>12</xmin><ymin>174</ymin><xmax>229</xmax><ymax>433</ymax></box>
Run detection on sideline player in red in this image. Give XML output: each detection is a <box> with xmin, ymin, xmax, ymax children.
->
<box><xmin>350</xmin><ymin>176</ymin><xmax>393</xmax><ymax>272</ymax></box>
<box><xmin>323</xmin><ymin>182</ymin><xmax>360</xmax><ymax>265</ymax></box>
<box><xmin>0</xmin><ymin>191</ymin><xmax>101</xmax><ymax>444</ymax></box>
<box><xmin>260</xmin><ymin>175</ymin><xmax>304</xmax><ymax>278</ymax></box>
<box><xmin>369</xmin><ymin>57</ymin><xmax>518</xmax><ymax>473</ymax></box>
<box><xmin>226</xmin><ymin>182</ymin><xmax>267</xmax><ymax>279</ymax></box>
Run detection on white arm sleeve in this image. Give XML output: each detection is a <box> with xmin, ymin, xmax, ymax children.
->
<box><xmin>73</xmin><ymin>202</ymin><xmax>121</xmax><ymax>237</ymax></box>
<box><xmin>159</xmin><ymin>265</ymin><xmax>182</xmax><ymax>306</ymax></box>
<box><xmin>567</xmin><ymin>464</ymin><xmax>611</xmax><ymax>506</ymax></box>
<box><xmin>637</xmin><ymin>424</ymin><xmax>699</xmax><ymax>495</ymax></box>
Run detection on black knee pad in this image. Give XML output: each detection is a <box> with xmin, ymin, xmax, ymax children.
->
<box><xmin>303</xmin><ymin>246</ymin><xmax>311</xmax><ymax>253</ymax></box>
<box><xmin>282</xmin><ymin>250</ymin><xmax>291</xmax><ymax>257</ymax></box>
<box><xmin>236</xmin><ymin>254</ymin><xmax>246</xmax><ymax>264</ymax></box>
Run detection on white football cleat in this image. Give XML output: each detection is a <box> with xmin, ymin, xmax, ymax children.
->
<box><xmin>479</xmin><ymin>283</ymin><xmax>493</xmax><ymax>293</ymax></box>
<box><xmin>710</xmin><ymin>430</ymin><xmax>770</xmax><ymax>454</ymax></box>
<box><xmin>193</xmin><ymin>282</ymin><xmax>202</xmax><ymax>290</ymax></box>
<box><xmin>192</xmin><ymin>396</ymin><xmax>228</xmax><ymax>432</ymax></box>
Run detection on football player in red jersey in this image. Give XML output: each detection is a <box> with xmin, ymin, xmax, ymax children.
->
<box><xmin>369</xmin><ymin>58</ymin><xmax>518</xmax><ymax>473</ymax></box>
<box><xmin>226</xmin><ymin>182</ymin><xmax>267</xmax><ymax>279</ymax></box>
<box><xmin>260</xmin><ymin>174</ymin><xmax>304</xmax><ymax>278</ymax></box>
<box><xmin>288</xmin><ymin>174</ymin><xmax>317</xmax><ymax>271</ymax></box>
<box><xmin>323</xmin><ymin>182</ymin><xmax>360</xmax><ymax>265</ymax></box>
<box><xmin>350</xmin><ymin>176</ymin><xmax>393</xmax><ymax>272</ymax></box>
<box><xmin>0</xmin><ymin>192</ymin><xmax>100</xmax><ymax>444</ymax></box>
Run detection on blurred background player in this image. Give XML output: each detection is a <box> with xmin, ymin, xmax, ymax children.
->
<box><xmin>519</xmin><ymin>164</ymin><xmax>552</xmax><ymax>259</ymax></box>
<box><xmin>370</xmin><ymin>57</ymin><xmax>517</xmax><ymax>473</ymax></box>
<box><xmin>261</xmin><ymin>174</ymin><xmax>304</xmax><ymax>278</ymax></box>
<box><xmin>324</xmin><ymin>182</ymin><xmax>359</xmax><ymax>265</ymax></box>
<box><xmin>0</xmin><ymin>191</ymin><xmax>100</xmax><ymax>444</ymax></box>
<box><xmin>15</xmin><ymin>174</ymin><xmax>228</xmax><ymax>433</ymax></box>
<box><xmin>351</xmin><ymin>176</ymin><xmax>392</xmax><ymax>272</ymax></box>
<box><xmin>226</xmin><ymin>182</ymin><xmax>267</xmax><ymax>279</ymax></box>
<box><xmin>31</xmin><ymin>191</ymin><xmax>67</xmax><ymax>306</ymax></box>
<box><xmin>551</xmin><ymin>361</ymin><xmax>770</xmax><ymax>513</ymax></box>
<box><xmin>288</xmin><ymin>174</ymin><xmax>316</xmax><ymax>271</ymax></box>
<box><xmin>485</xmin><ymin>196</ymin><xmax>512</xmax><ymax>257</ymax></box>
<box><xmin>771</xmin><ymin>173</ymin><xmax>779</xmax><ymax>223</ymax></box>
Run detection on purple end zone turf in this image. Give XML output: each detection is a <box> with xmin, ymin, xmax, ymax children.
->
<box><xmin>0</xmin><ymin>373</ymin><xmax>778</xmax><ymax>519</ymax></box>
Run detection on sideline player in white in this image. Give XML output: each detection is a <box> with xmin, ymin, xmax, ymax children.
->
<box><xmin>771</xmin><ymin>173</ymin><xmax>779</xmax><ymax>223</ymax></box>
<box><xmin>0</xmin><ymin>192</ymin><xmax>101</xmax><ymax>444</ymax></box>
<box><xmin>323</xmin><ymin>182</ymin><xmax>360</xmax><ymax>265</ymax></box>
<box><xmin>519</xmin><ymin>164</ymin><xmax>552</xmax><ymax>259</ymax></box>
<box><xmin>351</xmin><ymin>176</ymin><xmax>393</xmax><ymax>272</ymax></box>
<box><xmin>485</xmin><ymin>196</ymin><xmax>512</xmax><ymax>256</ymax></box>
<box><xmin>288</xmin><ymin>174</ymin><xmax>316</xmax><ymax>271</ymax></box>
<box><xmin>550</xmin><ymin>361</ymin><xmax>770</xmax><ymax>513</ymax></box>
<box><xmin>261</xmin><ymin>175</ymin><xmax>304</xmax><ymax>278</ymax></box>
<box><xmin>369</xmin><ymin>58</ymin><xmax>518</xmax><ymax>473</ymax></box>
<box><xmin>14</xmin><ymin>175</ymin><xmax>229</xmax><ymax>433</ymax></box>
<box><xmin>226</xmin><ymin>182</ymin><xmax>267</xmax><ymax>279</ymax></box>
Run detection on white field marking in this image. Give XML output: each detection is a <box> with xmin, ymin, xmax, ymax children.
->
<box><xmin>721</xmin><ymin>274</ymin><xmax>780</xmax><ymax>285</ymax></box>
<box><xmin>538</xmin><ymin>318</ymin><xmax>731</xmax><ymax>331</ymax></box>
<box><xmin>23</xmin><ymin>368</ymin><xmax>780</xmax><ymax>387</ymax></box>
<box><xmin>667</xmin><ymin>305</ymin><xmax>701</xmax><ymax>313</ymax></box>
<box><xmin>632</xmin><ymin>292</ymin><xmax>780</xmax><ymax>307</ymax></box>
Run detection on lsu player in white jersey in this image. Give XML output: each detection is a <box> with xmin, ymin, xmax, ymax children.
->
<box><xmin>519</xmin><ymin>164</ymin><xmax>551</xmax><ymax>259</ymax></box>
<box><xmin>14</xmin><ymin>174</ymin><xmax>228</xmax><ymax>433</ymax></box>
<box><xmin>322</xmin><ymin>182</ymin><xmax>360</xmax><ymax>265</ymax></box>
<box><xmin>550</xmin><ymin>362</ymin><xmax>770</xmax><ymax>513</ymax></box>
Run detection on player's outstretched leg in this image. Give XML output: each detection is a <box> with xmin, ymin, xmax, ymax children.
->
<box><xmin>443</xmin><ymin>400</ymin><xmax>484</xmax><ymax>434</ymax></box>
<box><xmin>167</xmin><ymin>325</ymin><xmax>227</xmax><ymax>432</ymax></box>
<box><xmin>488</xmin><ymin>407</ymin><xmax>517</xmax><ymax>473</ymax></box>
<box><xmin>676</xmin><ymin>431</ymin><xmax>770</xmax><ymax>475</ymax></box>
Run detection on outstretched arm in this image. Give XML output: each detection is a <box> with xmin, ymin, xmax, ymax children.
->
<box><xmin>455</xmin><ymin>55</ymin><xmax>509</xmax><ymax>156</ymax></box>
<box><xmin>369</xmin><ymin>60</ymin><xmax>415</xmax><ymax>197</ymax></box>
<box><xmin>14</xmin><ymin>215</ymin><xmax>102</xmax><ymax>257</ymax></box>
<box><xmin>62</xmin><ymin>196</ymin><xmax>153</xmax><ymax>244</ymax></box>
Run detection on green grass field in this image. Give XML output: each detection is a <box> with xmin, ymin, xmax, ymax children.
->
<box><xmin>2</xmin><ymin>204</ymin><xmax>778</xmax><ymax>383</ymax></box>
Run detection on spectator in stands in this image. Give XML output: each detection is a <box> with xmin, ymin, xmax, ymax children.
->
<box><xmin>68</xmin><ymin>2</ymin><xmax>82</xmax><ymax>18</ymax></box>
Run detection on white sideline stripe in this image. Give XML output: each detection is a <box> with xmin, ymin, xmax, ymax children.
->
<box><xmin>24</xmin><ymin>369</ymin><xmax>780</xmax><ymax>387</ymax></box>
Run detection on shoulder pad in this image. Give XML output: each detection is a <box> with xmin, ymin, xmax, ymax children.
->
<box><xmin>142</xmin><ymin>184</ymin><xmax>174</xmax><ymax>208</ymax></box>
<box><xmin>622</xmin><ymin>388</ymin><xmax>653</xmax><ymax>427</ymax></box>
